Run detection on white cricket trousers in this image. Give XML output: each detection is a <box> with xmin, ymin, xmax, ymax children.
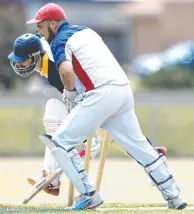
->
<box><xmin>53</xmin><ymin>84</ymin><xmax>158</xmax><ymax>162</ymax></box>
<box><xmin>52</xmin><ymin>84</ymin><xmax>180</xmax><ymax>200</ymax></box>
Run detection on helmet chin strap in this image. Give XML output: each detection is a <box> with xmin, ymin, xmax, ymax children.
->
<box><xmin>34</xmin><ymin>68</ymin><xmax>41</xmax><ymax>73</ymax></box>
<box><xmin>34</xmin><ymin>60</ymin><xmax>42</xmax><ymax>73</ymax></box>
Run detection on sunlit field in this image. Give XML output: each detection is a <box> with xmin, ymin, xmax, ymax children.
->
<box><xmin>0</xmin><ymin>158</ymin><xmax>194</xmax><ymax>213</ymax></box>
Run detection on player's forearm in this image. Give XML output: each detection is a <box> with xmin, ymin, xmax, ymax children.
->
<box><xmin>59</xmin><ymin>70</ymin><xmax>75</xmax><ymax>90</ymax></box>
<box><xmin>59</xmin><ymin>61</ymin><xmax>75</xmax><ymax>91</ymax></box>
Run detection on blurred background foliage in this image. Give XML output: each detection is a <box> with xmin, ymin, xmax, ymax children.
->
<box><xmin>0</xmin><ymin>3</ymin><xmax>26</xmax><ymax>90</ymax></box>
<box><xmin>133</xmin><ymin>41</ymin><xmax>194</xmax><ymax>89</ymax></box>
<box><xmin>140</xmin><ymin>67</ymin><xmax>194</xmax><ymax>89</ymax></box>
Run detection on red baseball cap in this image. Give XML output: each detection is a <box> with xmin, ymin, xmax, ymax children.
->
<box><xmin>26</xmin><ymin>3</ymin><xmax>67</xmax><ymax>24</ymax></box>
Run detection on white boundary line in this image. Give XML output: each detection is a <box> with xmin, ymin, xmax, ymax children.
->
<box><xmin>97</xmin><ymin>206</ymin><xmax>194</xmax><ymax>211</ymax></box>
<box><xmin>1</xmin><ymin>206</ymin><xmax>194</xmax><ymax>212</ymax></box>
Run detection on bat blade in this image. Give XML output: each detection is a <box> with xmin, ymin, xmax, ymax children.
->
<box><xmin>22</xmin><ymin>168</ymin><xmax>63</xmax><ymax>204</ymax></box>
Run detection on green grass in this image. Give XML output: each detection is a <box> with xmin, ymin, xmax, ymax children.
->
<box><xmin>137</xmin><ymin>106</ymin><xmax>194</xmax><ymax>156</ymax></box>
<box><xmin>1</xmin><ymin>106</ymin><xmax>194</xmax><ymax>156</ymax></box>
<box><xmin>0</xmin><ymin>108</ymin><xmax>45</xmax><ymax>155</ymax></box>
<box><xmin>0</xmin><ymin>203</ymin><xmax>193</xmax><ymax>214</ymax></box>
<box><xmin>157</xmin><ymin>107</ymin><xmax>194</xmax><ymax>155</ymax></box>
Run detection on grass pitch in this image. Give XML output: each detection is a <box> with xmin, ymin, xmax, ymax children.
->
<box><xmin>0</xmin><ymin>203</ymin><xmax>193</xmax><ymax>214</ymax></box>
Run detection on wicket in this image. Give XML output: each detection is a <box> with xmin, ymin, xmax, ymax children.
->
<box><xmin>95</xmin><ymin>131</ymin><xmax>110</xmax><ymax>191</ymax></box>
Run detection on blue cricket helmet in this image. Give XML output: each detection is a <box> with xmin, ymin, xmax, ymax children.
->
<box><xmin>8</xmin><ymin>33</ymin><xmax>44</xmax><ymax>77</ymax></box>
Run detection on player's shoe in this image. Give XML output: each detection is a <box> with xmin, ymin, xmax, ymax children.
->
<box><xmin>167</xmin><ymin>196</ymin><xmax>187</xmax><ymax>210</ymax></box>
<box><xmin>27</xmin><ymin>170</ymin><xmax>60</xmax><ymax>196</ymax></box>
<box><xmin>72</xmin><ymin>191</ymin><xmax>103</xmax><ymax>210</ymax></box>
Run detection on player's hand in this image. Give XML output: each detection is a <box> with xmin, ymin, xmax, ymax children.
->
<box><xmin>63</xmin><ymin>89</ymin><xmax>78</xmax><ymax>103</ymax></box>
<box><xmin>63</xmin><ymin>89</ymin><xmax>78</xmax><ymax>112</ymax></box>
<box><xmin>63</xmin><ymin>98</ymin><xmax>77</xmax><ymax>113</ymax></box>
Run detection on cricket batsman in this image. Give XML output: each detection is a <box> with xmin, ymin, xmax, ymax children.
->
<box><xmin>9</xmin><ymin>2</ymin><xmax>187</xmax><ymax>209</ymax></box>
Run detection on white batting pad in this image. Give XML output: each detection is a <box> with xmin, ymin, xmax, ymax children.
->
<box><xmin>52</xmin><ymin>148</ymin><xmax>86</xmax><ymax>194</ymax></box>
<box><xmin>39</xmin><ymin>134</ymin><xmax>56</xmax><ymax>149</ymax></box>
<box><xmin>43</xmin><ymin>146</ymin><xmax>60</xmax><ymax>173</ymax></box>
<box><xmin>39</xmin><ymin>134</ymin><xmax>87</xmax><ymax>194</ymax></box>
<box><xmin>43</xmin><ymin>98</ymin><xmax>69</xmax><ymax>135</ymax></box>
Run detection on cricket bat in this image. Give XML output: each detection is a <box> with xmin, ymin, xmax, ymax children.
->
<box><xmin>22</xmin><ymin>148</ymin><xmax>86</xmax><ymax>204</ymax></box>
<box><xmin>22</xmin><ymin>167</ymin><xmax>63</xmax><ymax>204</ymax></box>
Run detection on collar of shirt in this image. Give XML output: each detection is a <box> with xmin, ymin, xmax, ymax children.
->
<box><xmin>40</xmin><ymin>53</ymin><xmax>49</xmax><ymax>78</ymax></box>
<box><xmin>56</xmin><ymin>21</ymin><xmax>71</xmax><ymax>35</ymax></box>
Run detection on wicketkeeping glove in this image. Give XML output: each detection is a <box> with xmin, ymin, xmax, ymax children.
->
<box><xmin>82</xmin><ymin>137</ymin><xmax>101</xmax><ymax>159</ymax></box>
<box><xmin>62</xmin><ymin>89</ymin><xmax>78</xmax><ymax>112</ymax></box>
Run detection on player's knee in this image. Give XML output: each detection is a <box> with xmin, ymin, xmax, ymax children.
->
<box><xmin>43</xmin><ymin>98</ymin><xmax>69</xmax><ymax>135</ymax></box>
